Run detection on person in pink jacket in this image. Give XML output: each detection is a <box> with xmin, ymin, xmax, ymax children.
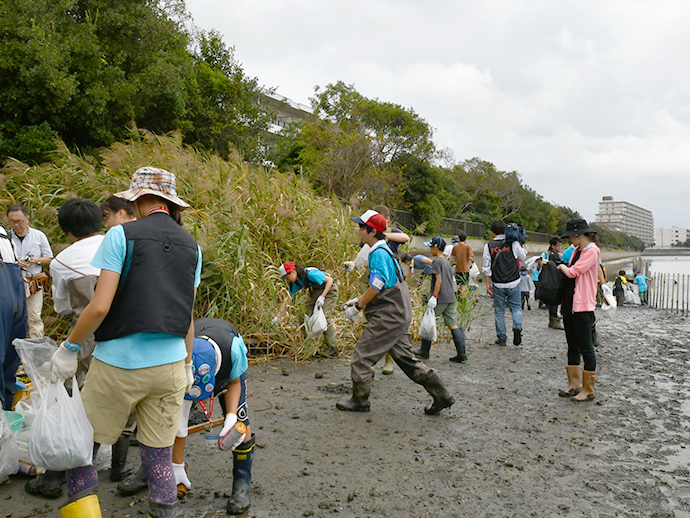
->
<box><xmin>556</xmin><ymin>219</ymin><xmax>600</xmax><ymax>402</ymax></box>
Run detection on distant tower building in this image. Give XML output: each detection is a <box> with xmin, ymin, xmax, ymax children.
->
<box><xmin>655</xmin><ymin>226</ymin><xmax>689</xmax><ymax>248</ymax></box>
<box><xmin>595</xmin><ymin>196</ymin><xmax>655</xmax><ymax>245</ymax></box>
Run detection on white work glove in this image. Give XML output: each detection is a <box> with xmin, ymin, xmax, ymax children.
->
<box><xmin>270</xmin><ymin>316</ymin><xmax>281</xmax><ymax>326</ymax></box>
<box><xmin>342</xmin><ymin>261</ymin><xmax>355</xmax><ymax>273</ymax></box>
<box><xmin>427</xmin><ymin>296</ymin><xmax>438</xmax><ymax>310</ymax></box>
<box><xmin>343</xmin><ymin>298</ymin><xmax>359</xmax><ymax>308</ymax></box>
<box><xmin>49</xmin><ymin>343</ymin><xmax>78</xmax><ymax>383</ymax></box>
<box><xmin>173</xmin><ymin>462</ymin><xmax>191</xmax><ymax>490</ymax></box>
<box><xmin>314</xmin><ymin>296</ymin><xmax>326</xmax><ymax>310</ymax></box>
<box><xmin>219</xmin><ymin>413</ymin><xmax>246</xmax><ymax>451</ymax></box>
<box><xmin>185</xmin><ymin>362</ymin><xmax>194</xmax><ymax>393</ymax></box>
<box><xmin>343</xmin><ymin>304</ymin><xmax>363</xmax><ymax>323</ymax></box>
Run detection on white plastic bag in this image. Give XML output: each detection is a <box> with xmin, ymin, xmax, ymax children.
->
<box><xmin>28</xmin><ymin>378</ymin><xmax>94</xmax><ymax>472</ymax></box>
<box><xmin>625</xmin><ymin>287</ymin><xmax>640</xmax><ymax>305</ymax></box>
<box><xmin>304</xmin><ymin>307</ymin><xmax>328</xmax><ymax>339</ymax></box>
<box><xmin>599</xmin><ymin>285</ymin><xmax>617</xmax><ymax>318</ymax></box>
<box><xmin>13</xmin><ymin>337</ymin><xmax>59</xmax><ymax>401</ymax></box>
<box><xmin>354</xmin><ymin>244</ymin><xmax>371</xmax><ymax>269</ymax></box>
<box><xmin>419</xmin><ymin>306</ymin><xmax>438</xmax><ymax>342</ymax></box>
<box><xmin>0</xmin><ymin>411</ymin><xmax>19</xmax><ymax>483</ymax></box>
<box><xmin>469</xmin><ymin>262</ymin><xmax>480</xmax><ymax>279</ymax></box>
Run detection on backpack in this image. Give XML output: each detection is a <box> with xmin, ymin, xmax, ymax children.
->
<box><xmin>505</xmin><ymin>223</ymin><xmax>526</xmax><ymax>244</ymax></box>
<box><xmin>535</xmin><ymin>260</ymin><xmax>565</xmax><ymax>306</ymax></box>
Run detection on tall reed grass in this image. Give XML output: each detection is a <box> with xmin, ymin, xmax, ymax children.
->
<box><xmin>1</xmin><ymin>131</ymin><xmax>365</xmax><ymax>359</ymax></box>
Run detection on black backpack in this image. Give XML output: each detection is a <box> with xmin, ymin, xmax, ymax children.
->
<box><xmin>505</xmin><ymin>223</ymin><xmax>526</xmax><ymax>244</ymax></box>
<box><xmin>535</xmin><ymin>260</ymin><xmax>566</xmax><ymax>306</ymax></box>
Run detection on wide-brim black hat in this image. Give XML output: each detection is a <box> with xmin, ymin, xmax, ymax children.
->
<box><xmin>562</xmin><ymin>218</ymin><xmax>593</xmax><ymax>238</ymax></box>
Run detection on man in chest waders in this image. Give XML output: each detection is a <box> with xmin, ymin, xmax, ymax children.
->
<box><xmin>337</xmin><ymin>210</ymin><xmax>455</xmax><ymax>415</ymax></box>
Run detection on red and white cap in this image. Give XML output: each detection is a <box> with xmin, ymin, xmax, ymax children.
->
<box><xmin>351</xmin><ymin>210</ymin><xmax>387</xmax><ymax>232</ymax></box>
<box><xmin>279</xmin><ymin>261</ymin><xmax>296</xmax><ymax>279</ymax></box>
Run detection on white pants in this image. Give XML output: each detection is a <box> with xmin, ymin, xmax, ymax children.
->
<box><xmin>26</xmin><ymin>289</ymin><xmax>44</xmax><ymax>338</ymax></box>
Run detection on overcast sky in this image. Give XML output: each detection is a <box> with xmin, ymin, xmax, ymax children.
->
<box><xmin>187</xmin><ymin>0</ymin><xmax>690</xmax><ymax>229</ymax></box>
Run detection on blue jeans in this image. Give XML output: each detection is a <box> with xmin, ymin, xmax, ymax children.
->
<box><xmin>492</xmin><ymin>285</ymin><xmax>523</xmax><ymax>340</ymax></box>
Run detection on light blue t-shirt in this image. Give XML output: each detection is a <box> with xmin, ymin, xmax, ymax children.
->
<box><xmin>288</xmin><ymin>268</ymin><xmax>327</xmax><ymax>296</ymax></box>
<box><xmin>561</xmin><ymin>245</ymin><xmax>575</xmax><ymax>265</ymax></box>
<box><xmin>229</xmin><ymin>335</ymin><xmax>249</xmax><ymax>380</ymax></box>
<box><xmin>368</xmin><ymin>241</ymin><xmax>402</xmax><ymax>291</ymax></box>
<box><xmin>635</xmin><ymin>274</ymin><xmax>648</xmax><ymax>292</ymax></box>
<box><xmin>90</xmin><ymin>224</ymin><xmax>203</xmax><ymax>369</ymax></box>
<box><xmin>413</xmin><ymin>255</ymin><xmax>432</xmax><ymax>275</ymax></box>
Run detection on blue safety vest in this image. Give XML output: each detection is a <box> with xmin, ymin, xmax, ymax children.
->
<box><xmin>185</xmin><ymin>337</ymin><xmax>217</xmax><ymax>401</ymax></box>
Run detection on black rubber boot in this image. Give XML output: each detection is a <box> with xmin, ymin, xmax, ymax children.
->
<box><xmin>227</xmin><ymin>434</ymin><xmax>255</xmax><ymax>515</ymax></box>
<box><xmin>449</xmin><ymin>328</ymin><xmax>467</xmax><ymax>362</ymax></box>
<box><xmin>421</xmin><ymin>371</ymin><xmax>455</xmax><ymax>415</ymax></box>
<box><xmin>147</xmin><ymin>500</ymin><xmax>178</xmax><ymax>517</ymax></box>
<box><xmin>118</xmin><ymin>464</ymin><xmax>148</xmax><ymax>496</ymax></box>
<box><xmin>110</xmin><ymin>434</ymin><xmax>134</xmax><ymax>482</ymax></box>
<box><xmin>336</xmin><ymin>381</ymin><xmax>371</xmax><ymax>412</ymax></box>
<box><xmin>319</xmin><ymin>344</ymin><xmax>339</xmax><ymax>358</ymax></box>
<box><xmin>25</xmin><ymin>470</ymin><xmax>65</xmax><ymax>499</ymax></box>
<box><xmin>415</xmin><ymin>339</ymin><xmax>432</xmax><ymax>359</ymax></box>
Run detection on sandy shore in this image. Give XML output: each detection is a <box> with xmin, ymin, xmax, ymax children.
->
<box><xmin>3</xmin><ymin>295</ymin><xmax>690</xmax><ymax>517</ymax></box>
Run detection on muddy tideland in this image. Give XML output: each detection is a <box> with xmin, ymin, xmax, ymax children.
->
<box><xmin>3</xmin><ymin>299</ymin><xmax>690</xmax><ymax>517</ymax></box>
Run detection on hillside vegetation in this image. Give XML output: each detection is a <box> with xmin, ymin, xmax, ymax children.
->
<box><xmin>1</xmin><ymin>131</ymin><xmax>369</xmax><ymax>358</ymax></box>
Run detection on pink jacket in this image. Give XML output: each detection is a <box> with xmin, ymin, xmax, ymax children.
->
<box><xmin>562</xmin><ymin>243</ymin><xmax>601</xmax><ymax>312</ymax></box>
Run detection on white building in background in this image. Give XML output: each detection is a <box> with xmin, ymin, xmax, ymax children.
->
<box><xmin>655</xmin><ymin>226</ymin><xmax>689</xmax><ymax>248</ymax></box>
<box><xmin>594</xmin><ymin>196</ymin><xmax>655</xmax><ymax>245</ymax></box>
<box><xmin>259</xmin><ymin>91</ymin><xmax>312</xmax><ymax>135</ymax></box>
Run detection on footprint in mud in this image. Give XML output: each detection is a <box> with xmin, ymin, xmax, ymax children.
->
<box><xmin>318</xmin><ymin>383</ymin><xmax>351</xmax><ymax>394</ymax></box>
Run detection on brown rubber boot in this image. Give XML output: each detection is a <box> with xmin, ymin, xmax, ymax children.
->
<box><xmin>558</xmin><ymin>365</ymin><xmax>581</xmax><ymax>397</ymax></box>
<box><xmin>571</xmin><ymin>370</ymin><xmax>596</xmax><ymax>402</ymax></box>
<box><xmin>336</xmin><ymin>381</ymin><xmax>371</xmax><ymax>412</ymax></box>
<box><xmin>549</xmin><ymin>317</ymin><xmax>565</xmax><ymax>330</ymax></box>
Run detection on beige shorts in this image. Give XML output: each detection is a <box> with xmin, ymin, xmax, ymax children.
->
<box><xmin>81</xmin><ymin>358</ymin><xmax>186</xmax><ymax>448</ymax></box>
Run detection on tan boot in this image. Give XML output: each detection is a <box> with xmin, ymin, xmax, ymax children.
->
<box><xmin>571</xmin><ymin>370</ymin><xmax>596</xmax><ymax>402</ymax></box>
<box><xmin>559</xmin><ymin>365</ymin><xmax>581</xmax><ymax>397</ymax></box>
<box><xmin>382</xmin><ymin>353</ymin><xmax>395</xmax><ymax>375</ymax></box>
<box><xmin>549</xmin><ymin>317</ymin><xmax>565</xmax><ymax>330</ymax></box>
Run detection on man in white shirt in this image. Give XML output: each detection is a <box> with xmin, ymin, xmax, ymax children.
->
<box><xmin>7</xmin><ymin>204</ymin><xmax>53</xmax><ymax>338</ymax></box>
<box><xmin>0</xmin><ymin>226</ymin><xmax>28</xmax><ymax>410</ymax></box>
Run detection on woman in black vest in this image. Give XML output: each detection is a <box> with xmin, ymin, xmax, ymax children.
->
<box><xmin>49</xmin><ymin>167</ymin><xmax>201</xmax><ymax>518</ymax></box>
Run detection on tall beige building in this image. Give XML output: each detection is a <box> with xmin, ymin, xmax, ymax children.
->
<box><xmin>594</xmin><ymin>196</ymin><xmax>655</xmax><ymax>245</ymax></box>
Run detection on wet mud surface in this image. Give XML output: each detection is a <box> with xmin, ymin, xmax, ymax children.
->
<box><xmin>3</xmin><ymin>298</ymin><xmax>690</xmax><ymax>517</ymax></box>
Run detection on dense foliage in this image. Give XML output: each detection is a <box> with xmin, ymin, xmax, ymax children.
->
<box><xmin>0</xmin><ymin>0</ymin><xmax>272</xmax><ymax>164</ymax></box>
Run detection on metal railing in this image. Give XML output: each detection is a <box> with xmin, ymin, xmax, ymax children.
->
<box><xmin>649</xmin><ymin>273</ymin><xmax>690</xmax><ymax>316</ymax></box>
<box><xmin>391</xmin><ymin>210</ymin><xmax>485</xmax><ymax>238</ymax></box>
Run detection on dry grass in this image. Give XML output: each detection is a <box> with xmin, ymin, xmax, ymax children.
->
<box><xmin>1</xmin><ymin>131</ymin><xmax>365</xmax><ymax>359</ymax></box>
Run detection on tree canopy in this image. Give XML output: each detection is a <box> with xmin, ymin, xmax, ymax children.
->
<box><xmin>0</xmin><ymin>0</ymin><xmax>272</xmax><ymax>163</ymax></box>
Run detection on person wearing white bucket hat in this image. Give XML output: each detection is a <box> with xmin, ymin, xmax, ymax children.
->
<box><xmin>48</xmin><ymin>167</ymin><xmax>202</xmax><ymax>518</ymax></box>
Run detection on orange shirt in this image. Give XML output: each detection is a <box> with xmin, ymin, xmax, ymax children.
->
<box><xmin>451</xmin><ymin>242</ymin><xmax>474</xmax><ymax>273</ymax></box>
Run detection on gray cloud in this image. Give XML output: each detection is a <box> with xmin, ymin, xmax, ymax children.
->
<box><xmin>188</xmin><ymin>0</ymin><xmax>690</xmax><ymax>228</ymax></box>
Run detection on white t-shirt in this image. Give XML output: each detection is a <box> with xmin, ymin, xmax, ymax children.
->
<box><xmin>50</xmin><ymin>234</ymin><xmax>104</xmax><ymax>315</ymax></box>
<box><xmin>443</xmin><ymin>243</ymin><xmax>455</xmax><ymax>260</ymax></box>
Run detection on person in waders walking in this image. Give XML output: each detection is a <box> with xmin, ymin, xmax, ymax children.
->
<box><xmin>337</xmin><ymin>210</ymin><xmax>455</xmax><ymax>415</ymax></box>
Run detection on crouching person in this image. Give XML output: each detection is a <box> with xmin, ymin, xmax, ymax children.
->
<box><xmin>173</xmin><ymin>318</ymin><xmax>254</xmax><ymax>515</ymax></box>
<box><xmin>119</xmin><ymin>318</ymin><xmax>255</xmax><ymax>515</ymax></box>
<box><xmin>337</xmin><ymin>210</ymin><xmax>455</xmax><ymax>415</ymax></box>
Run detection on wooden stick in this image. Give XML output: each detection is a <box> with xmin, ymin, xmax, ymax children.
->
<box><xmin>187</xmin><ymin>417</ymin><xmax>225</xmax><ymax>435</ymax></box>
